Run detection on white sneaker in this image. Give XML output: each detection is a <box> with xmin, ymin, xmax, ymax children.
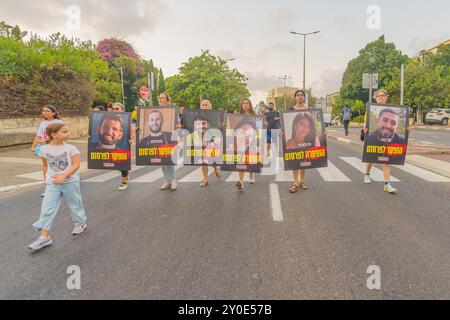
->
<box><xmin>118</xmin><ymin>182</ymin><xmax>129</xmax><ymax>191</ymax></box>
<box><xmin>249</xmin><ymin>175</ymin><xmax>256</xmax><ymax>184</ymax></box>
<box><xmin>170</xmin><ymin>179</ymin><xmax>178</xmax><ymax>191</ymax></box>
<box><xmin>72</xmin><ymin>223</ymin><xmax>87</xmax><ymax>235</ymax></box>
<box><xmin>364</xmin><ymin>175</ymin><xmax>372</xmax><ymax>184</ymax></box>
<box><xmin>161</xmin><ymin>181</ymin><xmax>171</xmax><ymax>190</ymax></box>
<box><xmin>384</xmin><ymin>183</ymin><xmax>397</xmax><ymax>194</ymax></box>
<box><xmin>28</xmin><ymin>236</ymin><xmax>53</xmax><ymax>251</ymax></box>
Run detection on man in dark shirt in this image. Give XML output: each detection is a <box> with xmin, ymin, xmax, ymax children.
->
<box><xmin>264</xmin><ymin>103</ymin><xmax>280</xmax><ymax>155</ymax></box>
<box><xmin>139</xmin><ymin>110</ymin><xmax>174</xmax><ymax>148</ymax></box>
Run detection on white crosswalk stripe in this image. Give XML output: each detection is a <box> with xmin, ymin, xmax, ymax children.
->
<box><xmin>394</xmin><ymin>163</ymin><xmax>450</xmax><ymax>182</ymax></box>
<box><xmin>84</xmin><ymin>165</ymin><xmax>142</xmax><ymax>182</ymax></box>
<box><xmin>179</xmin><ymin>167</ymin><xmax>213</xmax><ymax>182</ymax></box>
<box><xmin>340</xmin><ymin>157</ymin><xmax>400</xmax><ymax>182</ymax></box>
<box><xmin>317</xmin><ymin>161</ymin><xmax>351</xmax><ymax>182</ymax></box>
<box><xmin>131</xmin><ymin>161</ymin><xmax>184</xmax><ymax>183</ymax></box>
<box><xmin>17</xmin><ymin>162</ymin><xmax>88</xmax><ymax>181</ymax></box>
<box><xmin>14</xmin><ymin>156</ymin><xmax>450</xmax><ymax>184</ymax></box>
<box><xmin>132</xmin><ymin>168</ymin><xmax>164</xmax><ymax>183</ymax></box>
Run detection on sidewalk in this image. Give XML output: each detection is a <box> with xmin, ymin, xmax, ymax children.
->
<box><xmin>327</xmin><ymin>129</ymin><xmax>450</xmax><ymax>178</ymax></box>
<box><xmin>411</xmin><ymin>125</ymin><xmax>450</xmax><ymax>131</ymax></box>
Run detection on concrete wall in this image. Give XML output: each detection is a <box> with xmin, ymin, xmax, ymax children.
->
<box><xmin>0</xmin><ymin>116</ymin><xmax>88</xmax><ymax>148</ymax></box>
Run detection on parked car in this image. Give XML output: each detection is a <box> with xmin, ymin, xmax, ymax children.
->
<box><xmin>425</xmin><ymin>108</ymin><xmax>450</xmax><ymax>125</ymax></box>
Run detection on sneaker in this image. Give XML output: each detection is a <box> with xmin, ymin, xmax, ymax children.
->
<box><xmin>28</xmin><ymin>236</ymin><xmax>53</xmax><ymax>251</ymax></box>
<box><xmin>72</xmin><ymin>223</ymin><xmax>87</xmax><ymax>235</ymax></box>
<box><xmin>364</xmin><ymin>175</ymin><xmax>372</xmax><ymax>184</ymax></box>
<box><xmin>160</xmin><ymin>181</ymin><xmax>171</xmax><ymax>190</ymax></box>
<box><xmin>118</xmin><ymin>182</ymin><xmax>128</xmax><ymax>191</ymax></box>
<box><xmin>384</xmin><ymin>183</ymin><xmax>397</xmax><ymax>194</ymax></box>
<box><xmin>249</xmin><ymin>175</ymin><xmax>256</xmax><ymax>184</ymax></box>
<box><xmin>235</xmin><ymin>180</ymin><xmax>244</xmax><ymax>191</ymax></box>
<box><xmin>170</xmin><ymin>180</ymin><xmax>178</xmax><ymax>191</ymax></box>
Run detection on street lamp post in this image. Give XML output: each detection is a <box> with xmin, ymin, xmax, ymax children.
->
<box><xmin>290</xmin><ymin>31</ymin><xmax>320</xmax><ymax>92</ymax></box>
<box><xmin>224</xmin><ymin>58</ymin><xmax>236</xmax><ymax>111</ymax></box>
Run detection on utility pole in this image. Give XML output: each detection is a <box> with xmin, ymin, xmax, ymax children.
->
<box><xmin>400</xmin><ymin>64</ymin><xmax>405</xmax><ymax>106</ymax></box>
<box><xmin>278</xmin><ymin>75</ymin><xmax>292</xmax><ymax>110</ymax></box>
<box><xmin>120</xmin><ymin>67</ymin><xmax>125</xmax><ymax>107</ymax></box>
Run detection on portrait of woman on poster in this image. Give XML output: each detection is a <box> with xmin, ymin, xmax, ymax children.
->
<box><xmin>231</xmin><ymin>118</ymin><xmax>258</xmax><ymax>155</ymax></box>
<box><xmin>286</xmin><ymin>112</ymin><xmax>321</xmax><ymax>150</ymax></box>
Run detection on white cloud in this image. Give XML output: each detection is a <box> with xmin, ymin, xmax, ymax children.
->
<box><xmin>0</xmin><ymin>0</ymin><xmax>168</xmax><ymax>39</ymax></box>
<box><xmin>310</xmin><ymin>67</ymin><xmax>345</xmax><ymax>97</ymax></box>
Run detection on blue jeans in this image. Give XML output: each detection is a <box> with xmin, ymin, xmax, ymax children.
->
<box><xmin>33</xmin><ymin>181</ymin><xmax>87</xmax><ymax>232</ymax></box>
<box><xmin>162</xmin><ymin>166</ymin><xmax>175</xmax><ymax>182</ymax></box>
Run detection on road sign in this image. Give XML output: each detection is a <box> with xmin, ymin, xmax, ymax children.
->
<box><xmin>362</xmin><ymin>73</ymin><xmax>379</xmax><ymax>89</ymax></box>
<box><xmin>140</xmin><ymin>86</ymin><xmax>149</xmax><ymax>100</ymax></box>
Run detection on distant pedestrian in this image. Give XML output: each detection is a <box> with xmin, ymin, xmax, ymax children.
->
<box><xmin>340</xmin><ymin>105</ymin><xmax>352</xmax><ymax>136</ymax></box>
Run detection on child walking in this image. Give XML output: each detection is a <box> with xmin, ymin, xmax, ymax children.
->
<box><xmin>28</xmin><ymin>123</ymin><xmax>87</xmax><ymax>251</ymax></box>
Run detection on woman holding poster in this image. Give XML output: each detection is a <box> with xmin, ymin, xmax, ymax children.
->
<box><xmin>285</xmin><ymin>90</ymin><xmax>309</xmax><ymax>193</ymax></box>
<box><xmin>158</xmin><ymin>93</ymin><xmax>180</xmax><ymax>191</ymax></box>
<box><xmin>198</xmin><ymin>99</ymin><xmax>222</xmax><ymax>187</ymax></box>
<box><xmin>234</xmin><ymin>98</ymin><xmax>257</xmax><ymax>191</ymax></box>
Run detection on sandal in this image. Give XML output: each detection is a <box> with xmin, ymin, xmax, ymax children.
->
<box><xmin>289</xmin><ymin>183</ymin><xmax>299</xmax><ymax>193</ymax></box>
<box><xmin>299</xmin><ymin>182</ymin><xmax>308</xmax><ymax>190</ymax></box>
<box><xmin>200</xmin><ymin>180</ymin><xmax>209</xmax><ymax>187</ymax></box>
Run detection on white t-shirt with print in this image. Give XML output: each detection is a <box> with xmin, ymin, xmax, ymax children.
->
<box><xmin>38</xmin><ymin>143</ymin><xmax>80</xmax><ymax>184</ymax></box>
<box><xmin>36</xmin><ymin>119</ymin><xmax>65</xmax><ymax>141</ymax></box>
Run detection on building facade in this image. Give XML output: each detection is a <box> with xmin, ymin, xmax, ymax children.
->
<box><xmin>266</xmin><ymin>87</ymin><xmax>300</xmax><ymax>109</ymax></box>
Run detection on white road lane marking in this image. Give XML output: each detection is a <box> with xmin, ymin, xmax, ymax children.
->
<box><xmin>270</xmin><ymin>183</ymin><xmax>284</xmax><ymax>222</ymax></box>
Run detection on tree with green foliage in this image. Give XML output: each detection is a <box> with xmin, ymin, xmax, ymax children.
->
<box><xmin>0</xmin><ymin>21</ymin><xmax>27</xmax><ymax>40</ymax></box>
<box><xmin>384</xmin><ymin>48</ymin><xmax>450</xmax><ymax>109</ymax></box>
<box><xmin>340</xmin><ymin>35</ymin><xmax>409</xmax><ymax>104</ymax></box>
<box><xmin>165</xmin><ymin>50</ymin><xmax>250</xmax><ymax>111</ymax></box>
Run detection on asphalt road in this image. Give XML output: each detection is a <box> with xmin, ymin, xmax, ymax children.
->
<box><xmin>1</xmin><ymin>139</ymin><xmax>450</xmax><ymax>299</ymax></box>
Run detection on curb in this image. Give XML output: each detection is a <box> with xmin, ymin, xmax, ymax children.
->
<box><xmin>406</xmin><ymin>155</ymin><xmax>450</xmax><ymax>179</ymax></box>
<box><xmin>0</xmin><ymin>181</ymin><xmax>44</xmax><ymax>194</ymax></box>
<box><xmin>411</xmin><ymin>126</ymin><xmax>450</xmax><ymax>131</ymax></box>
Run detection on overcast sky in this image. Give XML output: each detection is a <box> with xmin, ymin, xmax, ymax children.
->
<box><xmin>1</xmin><ymin>0</ymin><xmax>448</xmax><ymax>105</ymax></box>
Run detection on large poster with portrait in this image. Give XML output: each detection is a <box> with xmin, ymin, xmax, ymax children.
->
<box><xmin>280</xmin><ymin>109</ymin><xmax>327</xmax><ymax>170</ymax></box>
<box><xmin>88</xmin><ymin>111</ymin><xmax>132</xmax><ymax>170</ymax></box>
<box><xmin>136</xmin><ymin>107</ymin><xmax>178</xmax><ymax>166</ymax></box>
<box><xmin>183</xmin><ymin>109</ymin><xmax>224</xmax><ymax>166</ymax></box>
<box><xmin>362</xmin><ymin>104</ymin><xmax>409</xmax><ymax>165</ymax></box>
<box><xmin>220</xmin><ymin>114</ymin><xmax>264</xmax><ymax>173</ymax></box>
